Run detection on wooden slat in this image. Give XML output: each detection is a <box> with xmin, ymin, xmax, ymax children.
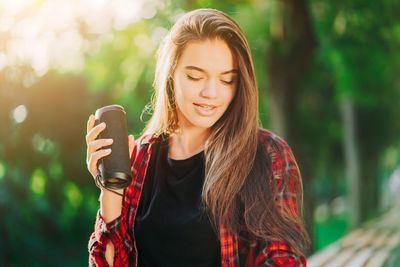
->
<box><xmin>370</xmin><ymin>230</ymin><xmax>391</xmax><ymax>248</ymax></box>
<box><xmin>341</xmin><ymin>228</ymin><xmax>376</xmax><ymax>249</ymax></box>
<box><xmin>386</xmin><ymin>232</ymin><xmax>400</xmax><ymax>249</ymax></box>
<box><xmin>323</xmin><ymin>248</ymin><xmax>356</xmax><ymax>267</ymax></box>
<box><xmin>344</xmin><ymin>248</ymin><xmax>373</xmax><ymax>267</ymax></box>
<box><xmin>307</xmin><ymin>205</ymin><xmax>400</xmax><ymax>267</ymax></box>
<box><xmin>364</xmin><ymin>250</ymin><xmax>390</xmax><ymax>267</ymax></box>
<box><xmin>307</xmin><ymin>243</ymin><xmax>341</xmax><ymax>267</ymax></box>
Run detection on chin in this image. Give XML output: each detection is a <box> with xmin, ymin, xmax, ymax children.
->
<box><xmin>190</xmin><ymin>121</ymin><xmax>214</xmax><ymax>129</ymax></box>
<box><xmin>187</xmin><ymin>117</ymin><xmax>217</xmax><ymax>130</ymax></box>
<box><xmin>178</xmin><ymin>108</ymin><xmax>221</xmax><ymax>130</ymax></box>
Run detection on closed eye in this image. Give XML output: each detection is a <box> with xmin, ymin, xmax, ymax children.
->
<box><xmin>221</xmin><ymin>80</ymin><xmax>235</xmax><ymax>85</ymax></box>
<box><xmin>186</xmin><ymin>74</ymin><xmax>202</xmax><ymax>81</ymax></box>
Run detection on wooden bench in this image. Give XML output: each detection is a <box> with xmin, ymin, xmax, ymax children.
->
<box><xmin>308</xmin><ymin>205</ymin><xmax>400</xmax><ymax>267</ymax></box>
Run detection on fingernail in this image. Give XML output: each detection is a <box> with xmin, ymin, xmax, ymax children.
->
<box><xmin>101</xmin><ymin>122</ymin><xmax>106</xmax><ymax>127</ymax></box>
<box><xmin>106</xmin><ymin>148</ymin><xmax>111</xmax><ymax>152</ymax></box>
<box><xmin>107</xmin><ymin>139</ymin><xmax>113</xmax><ymax>143</ymax></box>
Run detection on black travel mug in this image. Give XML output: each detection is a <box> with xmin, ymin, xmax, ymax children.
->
<box><xmin>95</xmin><ymin>105</ymin><xmax>132</xmax><ymax>189</ymax></box>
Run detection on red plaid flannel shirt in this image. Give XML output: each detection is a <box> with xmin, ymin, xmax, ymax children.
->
<box><xmin>88</xmin><ymin>128</ymin><xmax>306</xmax><ymax>266</ymax></box>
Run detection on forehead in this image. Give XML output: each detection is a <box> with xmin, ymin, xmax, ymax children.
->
<box><xmin>176</xmin><ymin>38</ymin><xmax>237</xmax><ymax>72</ymax></box>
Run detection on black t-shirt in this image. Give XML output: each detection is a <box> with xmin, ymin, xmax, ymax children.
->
<box><xmin>134</xmin><ymin>137</ymin><xmax>221</xmax><ymax>267</ymax></box>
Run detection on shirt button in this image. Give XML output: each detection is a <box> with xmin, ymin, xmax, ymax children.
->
<box><xmin>224</xmin><ymin>258</ymin><xmax>230</xmax><ymax>263</ymax></box>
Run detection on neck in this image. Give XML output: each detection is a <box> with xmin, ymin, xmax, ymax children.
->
<box><xmin>168</xmin><ymin>127</ymin><xmax>210</xmax><ymax>160</ymax></box>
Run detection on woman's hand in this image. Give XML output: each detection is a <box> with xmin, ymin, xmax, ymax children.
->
<box><xmin>86</xmin><ymin>114</ymin><xmax>113</xmax><ymax>182</ymax></box>
<box><xmin>85</xmin><ymin>114</ymin><xmax>135</xmax><ymax>186</ymax></box>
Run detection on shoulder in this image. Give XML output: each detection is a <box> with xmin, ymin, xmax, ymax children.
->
<box><xmin>257</xmin><ymin>127</ymin><xmax>293</xmax><ymax>158</ymax></box>
<box><xmin>129</xmin><ymin>133</ymin><xmax>159</xmax><ymax>164</ymax></box>
<box><xmin>136</xmin><ymin>133</ymin><xmax>158</xmax><ymax>146</ymax></box>
<box><xmin>134</xmin><ymin>132</ymin><xmax>165</xmax><ymax>149</ymax></box>
<box><xmin>132</xmin><ymin>132</ymin><xmax>167</xmax><ymax>158</ymax></box>
<box><xmin>257</xmin><ymin>128</ymin><xmax>299</xmax><ymax>180</ymax></box>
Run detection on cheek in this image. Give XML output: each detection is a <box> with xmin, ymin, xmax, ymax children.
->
<box><xmin>173</xmin><ymin>78</ymin><xmax>193</xmax><ymax>108</ymax></box>
<box><xmin>174</xmin><ymin>77</ymin><xmax>201</xmax><ymax>102</ymax></box>
<box><xmin>173</xmin><ymin>75</ymin><xmax>184</xmax><ymax>101</ymax></box>
<box><xmin>222</xmin><ymin>87</ymin><xmax>236</xmax><ymax>106</ymax></box>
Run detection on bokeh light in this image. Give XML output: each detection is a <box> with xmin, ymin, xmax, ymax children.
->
<box><xmin>30</xmin><ymin>168</ymin><xmax>46</xmax><ymax>196</ymax></box>
<box><xmin>0</xmin><ymin>0</ymin><xmax>162</xmax><ymax>76</ymax></box>
<box><xmin>0</xmin><ymin>161</ymin><xmax>5</xmax><ymax>180</ymax></box>
<box><xmin>11</xmin><ymin>104</ymin><xmax>28</xmax><ymax>123</ymax></box>
<box><xmin>31</xmin><ymin>134</ymin><xmax>57</xmax><ymax>155</ymax></box>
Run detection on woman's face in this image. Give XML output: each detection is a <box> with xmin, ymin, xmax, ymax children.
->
<box><xmin>172</xmin><ymin>38</ymin><xmax>237</xmax><ymax>132</ymax></box>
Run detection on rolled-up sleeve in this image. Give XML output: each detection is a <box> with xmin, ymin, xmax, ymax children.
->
<box><xmin>88</xmin><ymin>208</ymin><xmax>133</xmax><ymax>267</ymax></box>
<box><xmin>88</xmin><ymin>141</ymin><xmax>139</xmax><ymax>267</ymax></box>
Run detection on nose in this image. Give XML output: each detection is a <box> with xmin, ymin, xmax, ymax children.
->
<box><xmin>200</xmin><ymin>78</ymin><xmax>218</xmax><ymax>99</ymax></box>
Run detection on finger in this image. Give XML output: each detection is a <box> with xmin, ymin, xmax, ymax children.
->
<box><xmin>86</xmin><ymin>122</ymin><xmax>106</xmax><ymax>143</ymax></box>
<box><xmin>88</xmin><ymin>148</ymin><xmax>112</xmax><ymax>177</ymax></box>
<box><xmin>87</xmin><ymin>138</ymin><xmax>113</xmax><ymax>155</ymax></box>
<box><xmin>128</xmin><ymin>134</ymin><xmax>135</xmax><ymax>157</ymax></box>
<box><xmin>86</xmin><ymin>114</ymin><xmax>95</xmax><ymax>133</ymax></box>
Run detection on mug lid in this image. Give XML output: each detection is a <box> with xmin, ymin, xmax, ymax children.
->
<box><xmin>95</xmin><ymin>104</ymin><xmax>125</xmax><ymax>118</ymax></box>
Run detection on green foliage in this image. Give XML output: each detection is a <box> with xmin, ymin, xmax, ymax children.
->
<box><xmin>306</xmin><ymin>0</ymin><xmax>400</xmax><ymax>220</ymax></box>
<box><xmin>314</xmin><ymin>214</ymin><xmax>348</xmax><ymax>250</ymax></box>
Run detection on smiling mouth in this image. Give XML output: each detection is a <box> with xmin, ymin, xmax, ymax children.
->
<box><xmin>193</xmin><ymin>103</ymin><xmax>218</xmax><ymax>116</ymax></box>
<box><xmin>193</xmin><ymin>103</ymin><xmax>216</xmax><ymax>110</ymax></box>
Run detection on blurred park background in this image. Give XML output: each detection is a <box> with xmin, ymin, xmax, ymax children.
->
<box><xmin>1</xmin><ymin>0</ymin><xmax>400</xmax><ymax>266</ymax></box>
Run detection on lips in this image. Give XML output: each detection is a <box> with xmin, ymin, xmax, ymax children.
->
<box><xmin>193</xmin><ymin>103</ymin><xmax>216</xmax><ymax>109</ymax></box>
<box><xmin>193</xmin><ymin>103</ymin><xmax>218</xmax><ymax>116</ymax></box>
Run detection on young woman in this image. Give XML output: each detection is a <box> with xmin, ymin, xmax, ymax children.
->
<box><xmin>86</xmin><ymin>8</ymin><xmax>310</xmax><ymax>267</ymax></box>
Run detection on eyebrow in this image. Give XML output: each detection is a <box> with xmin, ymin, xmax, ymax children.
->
<box><xmin>184</xmin><ymin>66</ymin><xmax>238</xmax><ymax>75</ymax></box>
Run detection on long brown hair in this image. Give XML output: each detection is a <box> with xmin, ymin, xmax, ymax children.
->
<box><xmin>142</xmin><ymin>8</ymin><xmax>310</xmax><ymax>254</ymax></box>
